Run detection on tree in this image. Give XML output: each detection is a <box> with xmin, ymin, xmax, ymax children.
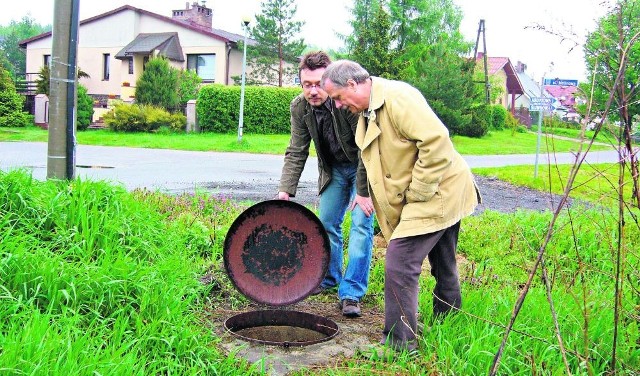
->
<box><xmin>404</xmin><ymin>41</ymin><xmax>480</xmax><ymax>136</ymax></box>
<box><xmin>246</xmin><ymin>0</ymin><xmax>305</xmax><ymax>87</ymax></box>
<box><xmin>0</xmin><ymin>62</ymin><xmax>32</xmax><ymax>127</ymax></box>
<box><xmin>345</xmin><ymin>0</ymin><xmax>478</xmax><ymax>135</ymax></box>
<box><xmin>35</xmin><ymin>64</ymin><xmax>90</xmax><ymax>96</ymax></box>
<box><xmin>177</xmin><ymin>68</ymin><xmax>201</xmax><ymax>109</ymax></box>
<box><xmin>76</xmin><ymin>84</ymin><xmax>94</xmax><ymax>131</ymax></box>
<box><xmin>388</xmin><ymin>0</ymin><xmax>465</xmax><ymax>50</ymax></box>
<box><xmin>582</xmin><ymin>0</ymin><xmax>640</xmax><ymax>205</ymax></box>
<box><xmin>345</xmin><ymin>1</ymin><xmax>398</xmax><ymax>78</ymax></box>
<box><xmin>135</xmin><ymin>57</ymin><xmax>179</xmax><ymax>112</ymax></box>
<box><xmin>0</xmin><ymin>15</ymin><xmax>50</xmax><ymax>76</ymax></box>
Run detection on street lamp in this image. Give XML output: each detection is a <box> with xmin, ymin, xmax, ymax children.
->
<box><xmin>237</xmin><ymin>17</ymin><xmax>250</xmax><ymax>143</ymax></box>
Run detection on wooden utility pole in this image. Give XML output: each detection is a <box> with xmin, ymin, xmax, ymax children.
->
<box><xmin>473</xmin><ymin>19</ymin><xmax>490</xmax><ymax>104</ymax></box>
<box><xmin>47</xmin><ymin>0</ymin><xmax>80</xmax><ymax>179</ymax></box>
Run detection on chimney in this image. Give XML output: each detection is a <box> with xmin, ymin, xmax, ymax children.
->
<box><xmin>172</xmin><ymin>1</ymin><xmax>213</xmax><ymax>30</ymax></box>
<box><xmin>515</xmin><ymin>61</ymin><xmax>527</xmax><ymax>73</ymax></box>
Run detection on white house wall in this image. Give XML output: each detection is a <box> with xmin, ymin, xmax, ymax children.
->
<box><xmin>137</xmin><ymin>15</ymin><xmax>230</xmax><ymax>82</ymax></box>
<box><xmin>24</xmin><ymin>8</ymin><xmax>238</xmax><ymax>96</ymax></box>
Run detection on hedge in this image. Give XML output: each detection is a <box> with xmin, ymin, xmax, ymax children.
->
<box><xmin>196</xmin><ymin>84</ymin><xmax>301</xmax><ymax>134</ymax></box>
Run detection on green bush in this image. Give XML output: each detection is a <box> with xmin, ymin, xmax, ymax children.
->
<box><xmin>135</xmin><ymin>57</ymin><xmax>179</xmax><ymax>112</ymax></box>
<box><xmin>177</xmin><ymin>69</ymin><xmax>201</xmax><ymax>109</ymax></box>
<box><xmin>429</xmin><ymin>98</ymin><xmax>473</xmax><ymax>137</ymax></box>
<box><xmin>0</xmin><ymin>64</ymin><xmax>32</xmax><ymax>128</ymax></box>
<box><xmin>455</xmin><ymin>104</ymin><xmax>490</xmax><ymax>138</ymax></box>
<box><xmin>490</xmin><ymin>104</ymin><xmax>508</xmax><ymax>130</ymax></box>
<box><xmin>196</xmin><ymin>84</ymin><xmax>300</xmax><ymax>133</ymax></box>
<box><xmin>0</xmin><ymin>106</ymin><xmax>33</xmax><ymax>128</ymax></box>
<box><xmin>103</xmin><ymin>103</ymin><xmax>185</xmax><ymax>132</ymax></box>
<box><xmin>76</xmin><ymin>84</ymin><xmax>94</xmax><ymax>130</ymax></box>
<box><xmin>145</xmin><ymin>105</ymin><xmax>186</xmax><ymax>132</ymax></box>
<box><xmin>103</xmin><ymin>102</ymin><xmax>144</xmax><ymax>132</ymax></box>
<box><xmin>169</xmin><ymin>113</ymin><xmax>187</xmax><ymax>132</ymax></box>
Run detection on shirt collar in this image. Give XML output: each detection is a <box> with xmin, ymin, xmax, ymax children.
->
<box><xmin>363</xmin><ymin>78</ymin><xmax>373</xmax><ymax>118</ymax></box>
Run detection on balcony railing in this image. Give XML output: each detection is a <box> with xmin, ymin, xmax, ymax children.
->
<box><xmin>13</xmin><ymin>72</ymin><xmax>39</xmax><ymax>96</ymax></box>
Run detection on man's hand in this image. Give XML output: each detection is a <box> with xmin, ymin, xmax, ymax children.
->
<box><xmin>350</xmin><ymin>194</ymin><xmax>374</xmax><ymax>217</ymax></box>
<box><xmin>278</xmin><ymin>192</ymin><xmax>290</xmax><ymax>200</ymax></box>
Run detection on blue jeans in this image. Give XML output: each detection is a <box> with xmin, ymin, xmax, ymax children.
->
<box><xmin>318</xmin><ymin>164</ymin><xmax>374</xmax><ymax>302</ymax></box>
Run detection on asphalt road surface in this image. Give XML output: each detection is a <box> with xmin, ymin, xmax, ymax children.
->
<box><xmin>1</xmin><ymin>141</ymin><xmax>624</xmax><ymax>210</ymax></box>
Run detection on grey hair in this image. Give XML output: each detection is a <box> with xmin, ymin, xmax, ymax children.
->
<box><xmin>321</xmin><ymin>60</ymin><xmax>370</xmax><ymax>87</ymax></box>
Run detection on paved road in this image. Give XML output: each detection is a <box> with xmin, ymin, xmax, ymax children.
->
<box><xmin>0</xmin><ymin>141</ymin><xmax>624</xmax><ymax>197</ymax></box>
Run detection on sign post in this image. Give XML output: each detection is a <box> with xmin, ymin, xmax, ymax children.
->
<box><xmin>530</xmin><ymin>96</ymin><xmax>552</xmax><ymax>178</ymax></box>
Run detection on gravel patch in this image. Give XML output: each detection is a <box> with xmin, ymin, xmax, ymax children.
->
<box><xmin>200</xmin><ymin>175</ymin><xmax>571</xmax><ymax>214</ymax></box>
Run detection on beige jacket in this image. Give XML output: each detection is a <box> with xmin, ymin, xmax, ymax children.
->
<box><xmin>356</xmin><ymin>77</ymin><xmax>481</xmax><ymax>242</ymax></box>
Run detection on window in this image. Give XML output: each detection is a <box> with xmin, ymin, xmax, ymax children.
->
<box><xmin>128</xmin><ymin>58</ymin><xmax>134</xmax><ymax>75</ymax></box>
<box><xmin>187</xmin><ymin>54</ymin><xmax>215</xmax><ymax>82</ymax></box>
<box><xmin>43</xmin><ymin>55</ymin><xmax>51</xmax><ymax>67</ymax></box>
<box><xmin>103</xmin><ymin>53</ymin><xmax>110</xmax><ymax>80</ymax></box>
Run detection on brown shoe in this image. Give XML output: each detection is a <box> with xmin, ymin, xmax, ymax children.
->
<box><xmin>340</xmin><ymin>299</ymin><xmax>361</xmax><ymax>317</ymax></box>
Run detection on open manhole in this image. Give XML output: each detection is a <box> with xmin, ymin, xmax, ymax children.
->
<box><xmin>224</xmin><ymin>310</ymin><xmax>338</xmax><ymax>347</ymax></box>
<box><xmin>223</xmin><ymin>200</ymin><xmax>337</xmax><ymax>347</ymax></box>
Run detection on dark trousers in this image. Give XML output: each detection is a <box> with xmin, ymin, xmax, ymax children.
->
<box><xmin>381</xmin><ymin>222</ymin><xmax>462</xmax><ymax>351</ymax></box>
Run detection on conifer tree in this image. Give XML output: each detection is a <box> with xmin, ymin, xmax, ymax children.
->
<box><xmin>135</xmin><ymin>57</ymin><xmax>179</xmax><ymax>112</ymax></box>
<box><xmin>245</xmin><ymin>0</ymin><xmax>305</xmax><ymax>87</ymax></box>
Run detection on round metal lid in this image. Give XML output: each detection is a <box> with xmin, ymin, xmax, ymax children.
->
<box><xmin>223</xmin><ymin>200</ymin><xmax>330</xmax><ymax>306</ymax></box>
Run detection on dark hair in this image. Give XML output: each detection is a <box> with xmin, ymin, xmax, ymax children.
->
<box><xmin>298</xmin><ymin>51</ymin><xmax>332</xmax><ymax>72</ymax></box>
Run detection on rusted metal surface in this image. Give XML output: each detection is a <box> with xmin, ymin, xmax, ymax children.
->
<box><xmin>224</xmin><ymin>309</ymin><xmax>339</xmax><ymax>347</ymax></box>
<box><xmin>223</xmin><ymin>200</ymin><xmax>330</xmax><ymax>306</ymax></box>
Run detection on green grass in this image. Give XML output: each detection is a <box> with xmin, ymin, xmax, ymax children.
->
<box><xmin>0</xmin><ymin>171</ymin><xmax>258</xmax><ymax>375</ymax></box>
<box><xmin>1</xmin><ymin>170</ymin><xmax>638</xmax><ymax>375</ymax></box>
<box><xmin>472</xmin><ymin>162</ymin><xmax>640</xmax><ymax>208</ymax></box>
<box><xmin>1</xmin><ymin>126</ymin><xmax>613</xmax><ymax>156</ymax></box>
<box><xmin>0</xmin><ymin>122</ymin><xmax>636</xmax><ymax>374</ymax></box>
<box><xmin>540</xmin><ymin>124</ymin><xmax>638</xmax><ymax>148</ymax></box>
<box><xmin>451</xmin><ymin>128</ymin><xmax>612</xmax><ymax>155</ymax></box>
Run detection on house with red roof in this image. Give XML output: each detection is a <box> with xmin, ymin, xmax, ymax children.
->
<box><xmin>544</xmin><ymin>83</ymin><xmax>581</xmax><ymax>122</ymax></box>
<box><xmin>476</xmin><ymin>53</ymin><xmax>525</xmax><ymax>115</ymax></box>
<box><xmin>513</xmin><ymin>61</ymin><xmax>554</xmax><ymax>127</ymax></box>
<box><xmin>19</xmin><ymin>2</ymin><xmax>251</xmax><ymax>101</ymax></box>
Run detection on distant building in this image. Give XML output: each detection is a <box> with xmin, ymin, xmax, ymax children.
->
<box><xmin>544</xmin><ymin>83</ymin><xmax>581</xmax><ymax>123</ymax></box>
<box><xmin>475</xmin><ymin>53</ymin><xmax>525</xmax><ymax>116</ymax></box>
<box><xmin>19</xmin><ymin>2</ymin><xmax>251</xmax><ymax>100</ymax></box>
<box><xmin>513</xmin><ymin>61</ymin><xmax>554</xmax><ymax>127</ymax></box>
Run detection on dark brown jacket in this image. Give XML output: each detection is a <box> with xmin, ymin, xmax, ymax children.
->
<box><xmin>279</xmin><ymin>94</ymin><xmax>368</xmax><ymax>197</ymax></box>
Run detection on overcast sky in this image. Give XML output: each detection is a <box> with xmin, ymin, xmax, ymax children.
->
<box><xmin>2</xmin><ymin>0</ymin><xmax>611</xmax><ymax>82</ymax></box>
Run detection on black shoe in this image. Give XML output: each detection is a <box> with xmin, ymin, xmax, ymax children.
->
<box><xmin>340</xmin><ymin>299</ymin><xmax>361</xmax><ymax>317</ymax></box>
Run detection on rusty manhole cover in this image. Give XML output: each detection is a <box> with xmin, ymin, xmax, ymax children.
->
<box><xmin>222</xmin><ymin>200</ymin><xmax>337</xmax><ymax>346</ymax></box>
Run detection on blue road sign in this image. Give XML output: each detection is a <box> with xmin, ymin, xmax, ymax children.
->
<box><xmin>531</xmin><ymin>97</ymin><xmax>552</xmax><ymax>105</ymax></box>
<box><xmin>529</xmin><ymin>97</ymin><xmax>552</xmax><ymax>111</ymax></box>
<box><xmin>544</xmin><ymin>78</ymin><xmax>578</xmax><ymax>86</ymax></box>
<box><xmin>529</xmin><ymin>104</ymin><xmax>552</xmax><ymax>111</ymax></box>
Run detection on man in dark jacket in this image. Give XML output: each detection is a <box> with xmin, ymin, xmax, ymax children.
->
<box><xmin>278</xmin><ymin>51</ymin><xmax>374</xmax><ymax>318</ymax></box>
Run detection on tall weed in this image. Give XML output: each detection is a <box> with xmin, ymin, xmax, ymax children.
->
<box><xmin>0</xmin><ymin>170</ymin><xmax>255</xmax><ymax>375</ymax></box>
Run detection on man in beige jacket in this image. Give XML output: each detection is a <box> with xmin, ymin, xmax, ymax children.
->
<box><xmin>321</xmin><ymin>60</ymin><xmax>481</xmax><ymax>353</ymax></box>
